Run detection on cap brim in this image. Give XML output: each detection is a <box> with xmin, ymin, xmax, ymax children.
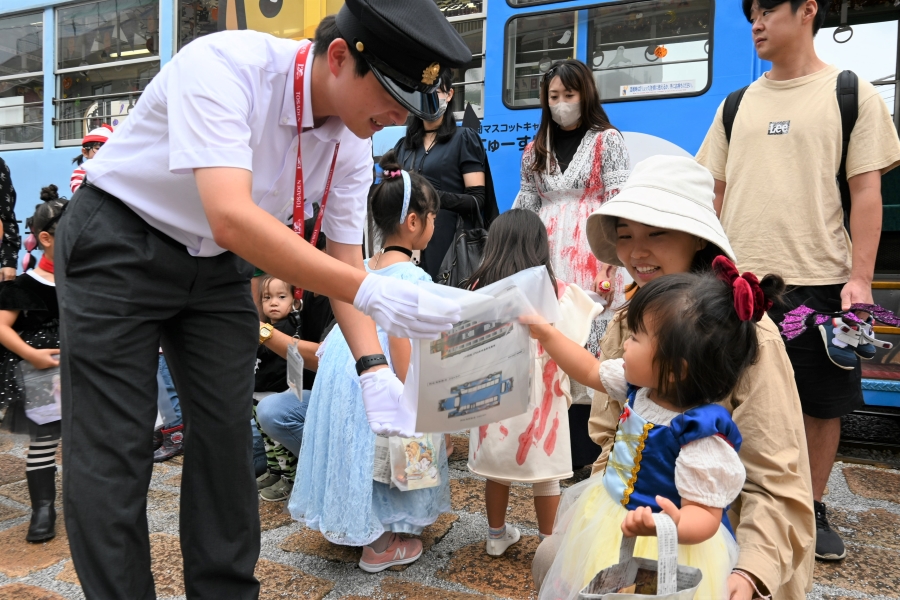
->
<box><xmin>371</xmin><ymin>67</ymin><xmax>444</xmax><ymax>121</ymax></box>
<box><xmin>585</xmin><ymin>189</ymin><xmax>737</xmax><ymax>267</ymax></box>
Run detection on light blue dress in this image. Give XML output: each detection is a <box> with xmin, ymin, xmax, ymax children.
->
<box><xmin>289</xmin><ymin>261</ymin><xmax>451</xmax><ymax>547</ymax></box>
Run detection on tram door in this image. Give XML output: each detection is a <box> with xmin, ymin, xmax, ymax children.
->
<box><xmin>815</xmin><ymin>5</ymin><xmax>900</xmax><ymax>412</ymax></box>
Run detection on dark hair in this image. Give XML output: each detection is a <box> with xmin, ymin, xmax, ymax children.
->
<box><xmin>402</xmin><ymin>70</ymin><xmax>456</xmax><ymax>149</ymax></box>
<box><xmin>532</xmin><ymin>60</ymin><xmax>615</xmax><ymax>174</ymax></box>
<box><xmin>27</xmin><ymin>185</ymin><xmax>68</xmax><ymax>247</ymax></box>
<box><xmin>369</xmin><ymin>150</ymin><xmax>440</xmax><ymax>238</ymax></box>
<box><xmin>690</xmin><ymin>242</ymin><xmax>728</xmax><ymax>272</ymax></box>
<box><xmin>71</xmin><ymin>142</ymin><xmax>103</xmax><ymax>165</ymax></box>
<box><xmin>742</xmin><ymin>0</ymin><xmax>827</xmax><ymax>35</ymax></box>
<box><xmin>625</xmin><ymin>270</ymin><xmax>785</xmax><ymax>408</ymax></box>
<box><xmin>464</xmin><ymin>209</ymin><xmax>556</xmax><ymax>293</ymax></box>
<box><xmin>313</xmin><ymin>15</ymin><xmax>370</xmax><ymax>78</ymax></box>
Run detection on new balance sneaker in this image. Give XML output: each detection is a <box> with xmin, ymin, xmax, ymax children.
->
<box><xmin>814</xmin><ymin>500</ymin><xmax>847</xmax><ymax>561</ymax></box>
<box><xmin>259</xmin><ymin>476</ymin><xmax>293</xmax><ymax>502</ymax></box>
<box><xmin>256</xmin><ymin>470</ymin><xmax>280</xmax><ymax>490</ymax></box>
<box><xmin>486</xmin><ymin>525</ymin><xmax>521</xmax><ymax>557</ymax></box>
<box><xmin>818</xmin><ymin>318</ymin><xmax>859</xmax><ymax>370</ymax></box>
<box><xmin>359</xmin><ymin>534</ymin><xmax>423</xmax><ymax>573</ymax></box>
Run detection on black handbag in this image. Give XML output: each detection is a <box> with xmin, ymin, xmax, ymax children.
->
<box><xmin>437</xmin><ymin>210</ymin><xmax>487</xmax><ymax>288</ymax></box>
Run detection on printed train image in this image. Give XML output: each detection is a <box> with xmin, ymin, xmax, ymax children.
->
<box><xmin>430</xmin><ymin>320</ymin><xmax>514</xmax><ymax>359</ymax></box>
<box><xmin>439</xmin><ymin>372</ymin><xmax>514</xmax><ymax>418</ymax></box>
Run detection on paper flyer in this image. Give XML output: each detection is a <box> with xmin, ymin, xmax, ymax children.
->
<box><xmin>406</xmin><ymin>266</ymin><xmax>560</xmax><ymax>433</ymax></box>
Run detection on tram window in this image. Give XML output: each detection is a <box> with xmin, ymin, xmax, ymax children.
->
<box><xmin>449</xmin><ymin>19</ymin><xmax>486</xmax><ymax>117</ymax></box>
<box><xmin>0</xmin><ymin>12</ymin><xmax>43</xmax><ymax>149</ymax></box>
<box><xmin>504</xmin><ymin>0</ymin><xmax>712</xmax><ymax>107</ymax></box>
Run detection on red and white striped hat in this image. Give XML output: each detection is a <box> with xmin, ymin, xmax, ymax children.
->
<box><xmin>82</xmin><ymin>123</ymin><xmax>114</xmax><ymax>145</ymax></box>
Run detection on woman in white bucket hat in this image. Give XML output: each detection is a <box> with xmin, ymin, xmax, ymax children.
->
<box><xmin>532</xmin><ymin>156</ymin><xmax>814</xmax><ymax>600</ymax></box>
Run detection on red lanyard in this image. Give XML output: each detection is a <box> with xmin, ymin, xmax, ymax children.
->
<box><xmin>292</xmin><ymin>41</ymin><xmax>340</xmax><ymax>301</ymax></box>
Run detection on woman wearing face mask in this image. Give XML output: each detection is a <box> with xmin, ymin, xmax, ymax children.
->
<box><xmin>513</xmin><ymin>59</ymin><xmax>630</xmax><ymax>467</ymax></box>
<box><xmin>392</xmin><ymin>70</ymin><xmax>498</xmax><ymax>280</ymax></box>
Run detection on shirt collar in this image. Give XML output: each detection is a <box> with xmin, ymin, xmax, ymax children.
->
<box><xmin>281</xmin><ymin>42</ymin><xmax>344</xmax><ymax>144</ymax></box>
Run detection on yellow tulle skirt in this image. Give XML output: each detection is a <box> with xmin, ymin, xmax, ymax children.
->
<box><xmin>538</xmin><ymin>477</ymin><xmax>738</xmax><ymax>600</ymax></box>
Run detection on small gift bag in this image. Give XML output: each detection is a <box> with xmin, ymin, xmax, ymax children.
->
<box><xmin>16</xmin><ymin>358</ymin><xmax>62</xmax><ymax>425</ymax></box>
<box><xmin>389</xmin><ymin>434</ymin><xmax>440</xmax><ymax>491</ymax></box>
<box><xmin>579</xmin><ymin>513</ymin><xmax>701</xmax><ymax>599</ymax></box>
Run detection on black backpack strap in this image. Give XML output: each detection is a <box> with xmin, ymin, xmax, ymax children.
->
<box><xmin>723</xmin><ymin>85</ymin><xmax>750</xmax><ymax>144</ymax></box>
<box><xmin>836</xmin><ymin>70</ymin><xmax>859</xmax><ymax>228</ymax></box>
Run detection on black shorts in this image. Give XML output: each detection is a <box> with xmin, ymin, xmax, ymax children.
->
<box><xmin>767</xmin><ymin>284</ymin><xmax>863</xmax><ymax>420</ymax></box>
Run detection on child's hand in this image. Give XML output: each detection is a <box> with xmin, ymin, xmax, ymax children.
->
<box><xmin>27</xmin><ymin>349</ymin><xmax>60</xmax><ymax>370</ymax></box>
<box><xmin>520</xmin><ymin>316</ymin><xmax>553</xmax><ymax>341</ymax></box>
<box><xmin>621</xmin><ymin>496</ymin><xmax>681</xmax><ymax>538</ymax></box>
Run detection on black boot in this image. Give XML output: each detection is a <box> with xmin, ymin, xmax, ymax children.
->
<box><xmin>25</xmin><ymin>467</ymin><xmax>56</xmax><ymax>543</ymax></box>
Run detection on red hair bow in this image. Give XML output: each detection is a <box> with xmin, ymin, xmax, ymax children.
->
<box><xmin>712</xmin><ymin>256</ymin><xmax>770</xmax><ymax>322</ymax></box>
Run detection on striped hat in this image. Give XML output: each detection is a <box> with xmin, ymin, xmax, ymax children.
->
<box><xmin>82</xmin><ymin>123</ymin><xmax>114</xmax><ymax>145</ymax></box>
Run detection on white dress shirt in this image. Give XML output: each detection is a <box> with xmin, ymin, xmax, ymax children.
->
<box><xmin>84</xmin><ymin>31</ymin><xmax>373</xmax><ymax>257</ymax></box>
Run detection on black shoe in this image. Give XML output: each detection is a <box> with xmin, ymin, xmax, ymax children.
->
<box><xmin>25</xmin><ymin>467</ymin><xmax>57</xmax><ymax>543</ymax></box>
<box><xmin>153</xmin><ymin>428</ymin><xmax>164</xmax><ymax>451</ymax></box>
<box><xmin>814</xmin><ymin>500</ymin><xmax>846</xmax><ymax>561</ymax></box>
<box><xmin>153</xmin><ymin>424</ymin><xmax>184</xmax><ymax>463</ymax></box>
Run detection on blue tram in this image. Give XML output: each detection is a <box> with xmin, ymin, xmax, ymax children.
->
<box><xmin>439</xmin><ymin>372</ymin><xmax>515</xmax><ymax>417</ymax></box>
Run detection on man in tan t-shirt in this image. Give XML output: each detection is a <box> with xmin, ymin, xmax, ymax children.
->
<box><xmin>696</xmin><ymin>0</ymin><xmax>900</xmax><ymax>567</ymax></box>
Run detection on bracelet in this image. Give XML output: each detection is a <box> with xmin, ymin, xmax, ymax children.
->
<box><xmin>355</xmin><ymin>354</ymin><xmax>389</xmax><ymax>376</ymax></box>
<box><xmin>731</xmin><ymin>569</ymin><xmax>771</xmax><ymax>600</ymax></box>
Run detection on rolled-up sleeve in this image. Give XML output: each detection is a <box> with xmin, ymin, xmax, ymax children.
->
<box><xmin>167</xmin><ymin>43</ymin><xmax>254</xmax><ymax>174</ymax></box>
<box><xmin>728</xmin><ymin>319</ymin><xmax>815</xmax><ymax>599</ymax></box>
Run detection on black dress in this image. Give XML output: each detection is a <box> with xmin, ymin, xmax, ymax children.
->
<box><xmin>0</xmin><ymin>272</ymin><xmax>60</xmax><ymax>433</ymax></box>
<box><xmin>392</xmin><ymin>127</ymin><xmax>486</xmax><ymax>280</ymax></box>
<box><xmin>255</xmin><ymin>316</ymin><xmax>299</xmax><ymax>394</ymax></box>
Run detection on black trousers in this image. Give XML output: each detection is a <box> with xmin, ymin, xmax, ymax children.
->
<box><xmin>56</xmin><ymin>185</ymin><xmax>260</xmax><ymax>599</ymax></box>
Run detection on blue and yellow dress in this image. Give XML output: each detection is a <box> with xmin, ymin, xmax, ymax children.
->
<box><xmin>539</xmin><ymin>360</ymin><xmax>744</xmax><ymax>600</ymax></box>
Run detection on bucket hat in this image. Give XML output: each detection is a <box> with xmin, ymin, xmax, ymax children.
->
<box><xmin>586</xmin><ymin>155</ymin><xmax>736</xmax><ymax>267</ymax></box>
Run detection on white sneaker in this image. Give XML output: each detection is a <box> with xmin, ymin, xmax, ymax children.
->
<box><xmin>486</xmin><ymin>526</ymin><xmax>521</xmax><ymax>557</ymax></box>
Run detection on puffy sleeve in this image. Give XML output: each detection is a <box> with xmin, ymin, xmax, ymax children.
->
<box><xmin>0</xmin><ymin>280</ymin><xmax>46</xmax><ymax>313</ymax></box>
<box><xmin>675</xmin><ymin>435</ymin><xmax>746</xmax><ymax>508</ymax></box>
<box><xmin>512</xmin><ymin>143</ymin><xmax>541</xmax><ymax>213</ymax></box>
<box><xmin>458</xmin><ymin>128</ymin><xmax>486</xmax><ymax>176</ymax></box>
<box><xmin>600</xmin><ymin>129</ymin><xmax>630</xmax><ymax>203</ymax></box>
<box><xmin>597</xmin><ymin>357</ymin><xmax>628</xmax><ymax>402</ymax></box>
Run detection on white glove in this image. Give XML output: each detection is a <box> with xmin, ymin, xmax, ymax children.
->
<box><xmin>354</xmin><ymin>273</ymin><xmax>461</xmax><ymax>339</ymax></box>
<box><xmin>359</xmin><ymin>368</ymin><xmax>418</xmax><ymax>437</ymax></box>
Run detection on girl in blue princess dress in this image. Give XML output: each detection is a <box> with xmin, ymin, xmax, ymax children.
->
<box><xmin>289</xmin><ymin>151</ymin><xmax>450</xmax><ymax>573</ymax></box>
<box><xmin>529</xmin><ymin>257</ymin><xmax>784</xmax><ymax>600</ymax></box>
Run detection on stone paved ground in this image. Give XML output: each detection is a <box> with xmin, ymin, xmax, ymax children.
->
<box><xmin>1</xmin><ymin>431</ymin><xmax>899</xmax><ymax>599</ymax></box>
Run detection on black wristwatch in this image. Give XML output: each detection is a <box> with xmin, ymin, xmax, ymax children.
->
<box><xmin>355</xmin><ymin>354</ymin><xmax>389</xmax><ymax>376</ymax></box>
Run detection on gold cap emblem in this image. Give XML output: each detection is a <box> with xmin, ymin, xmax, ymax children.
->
<box><xmin>421</xmin><ymin>63</ymin><xmax>440</xmax><ymax>86</ymax></box>
<box><xmin>355</xmin><ymin>41</ymin><xmax>365</xmax><ymax>52</ymax></box>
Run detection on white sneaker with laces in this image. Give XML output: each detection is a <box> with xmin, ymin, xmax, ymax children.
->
<box><xmin>486</xmin><ymin>526</ymin><xmax>521</xmax><ymax>557</ymax></box>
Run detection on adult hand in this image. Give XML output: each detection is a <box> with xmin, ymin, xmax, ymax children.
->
<box><xmin>354</xmin><ymin>273</ymin><xmax>461</xmax><ymax>339</ymax></box>
<box><xmin>28</xmin><ymin>349</ymin><xmax>60</xmax><ymax>370</ymax></box>
<box><xmin>726</xmin><ymin>573</ymin><xmax>755</xmax><ymax>600</ymax></box>
<box><xmin>0</xmin><ymin>268</ymin><xmax>16</xmax><ymax>281</ymax></box>
<box><xmin>840</xmin><ymin>278</ymin><xmax>874</xmax><ymax>319</ymax></box>
<box><xmin>359</xmin><ymin>367</ymin><xmax>417</xmax><ymax>437</ymax></box>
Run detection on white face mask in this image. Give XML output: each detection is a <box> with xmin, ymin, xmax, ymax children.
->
<box><xmin>549</xmin><ymin>100</ymin><xmax>581</xmax><ymax>128</ymax></box>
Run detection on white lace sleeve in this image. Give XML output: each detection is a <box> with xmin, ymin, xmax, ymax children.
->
<box><xmin>600</xmin><ymin>129</ymin><xmax>631</xmax><ymax>203</ymax></box>
<box><xmin>512</xmin><ymin>144</ymin><xmax>542</xmax><ymax>213</ymax></box>
<box><xmin>597</xmin><ymin>358</ymin><xmax>628</xmax><ymax>402</ymax></box>
<box><xmin>675</xmin><ymin>435</ymin><xmax>746</xmax><ymax>508</ymax></box>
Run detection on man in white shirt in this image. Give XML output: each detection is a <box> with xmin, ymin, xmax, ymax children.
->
<box><xmin>56</xmin><ymin>1</ymin><xmax>469</xmax><ymax>597</ymax></box>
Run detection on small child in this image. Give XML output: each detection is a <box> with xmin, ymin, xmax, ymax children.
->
<box><xmin>253</xmin><ymin>274</ymin><xmax>301</xmax><ymax>502</ymax></box>
<box><xmin>70</xmin><ymin>124</ymin><xmax>112</xmax><ymax>194</ymax></box>
<box><xmin>531</xmin><ymin>258</ymin><xmax>783</xmax><ymax>600</ymax></box>
<box><xmin>463</xmin><ymin>209</ymin><xmax>603</xmax><ymax>556</ymax></box>
<box><xmin>0</xmin><ymin>186</ymin><xmax>66</xmax><ymax>543</ymax></box>
<box><xmin>289</xmin><ymin>151</ymin><xmax>449</xmax><ymax>573</ymax></box>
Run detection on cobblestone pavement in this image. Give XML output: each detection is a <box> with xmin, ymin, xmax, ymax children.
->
<box><xmin>1</xmin><ymin>431</ymin><xmax>899</xmax><ymax>599</ymax></box>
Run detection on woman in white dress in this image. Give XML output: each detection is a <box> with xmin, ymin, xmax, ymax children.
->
<box><xmin>513</xmin><ymin>59</ymin><xmax>630</xmax><ymax>467</ymax></box>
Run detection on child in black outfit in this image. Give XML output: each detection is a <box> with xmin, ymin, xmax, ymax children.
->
<box><xmin>254</xmin><ymin>275</ymin><xmax>300</xmax><ymax>501</ymax></box>
<box><xmin>0</xmin><ymin>185</ymin><xmax>66</xmax><ymax>542</ymax></box>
